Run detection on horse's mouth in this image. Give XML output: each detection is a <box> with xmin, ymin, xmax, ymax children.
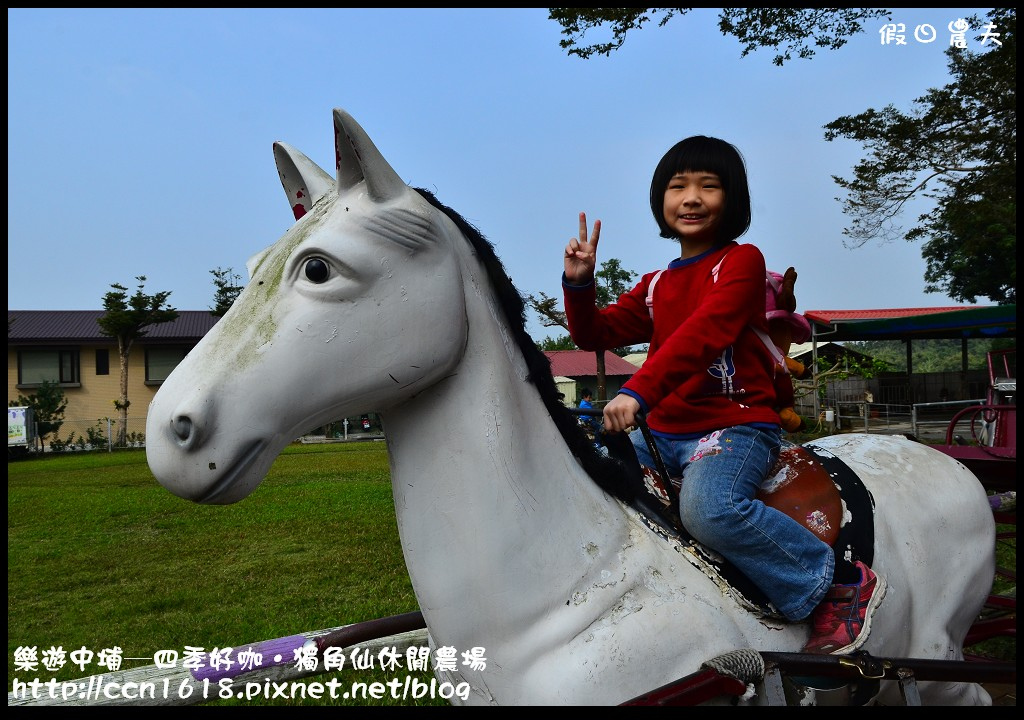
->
<box><xmin>196</xmin><ymin>439</ymin><xmax>269</xmax><ymax>504</ymax></box>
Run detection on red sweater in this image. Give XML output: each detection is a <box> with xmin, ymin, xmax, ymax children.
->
<box><xmin>563</xmin><ymin>241</ymin><xmax>780</xmax><ymax>435</ymax></box>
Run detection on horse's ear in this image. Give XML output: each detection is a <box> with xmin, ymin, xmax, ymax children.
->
<box><xmin>273</xmin><ymin>142</ymin><xmax>334</xmax><ymax>222</ymax></box>
<box><xmin>245</xmin><ymin>247</ymin><xmax>272</xmax><ymax>280</ymax></box>
<box><xmin>333</xmin><ymin>108</ymin><xmax>407</xmax><ymax>202</ymax></box>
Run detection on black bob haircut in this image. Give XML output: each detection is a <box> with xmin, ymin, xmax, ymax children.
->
<box><xmin>649</xmin><ymin>136</ymin><xmax>752</xmax><ymax>244</ymax></box>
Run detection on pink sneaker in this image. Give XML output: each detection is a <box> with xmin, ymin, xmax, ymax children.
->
<box><xmin>803</xmin><ymin>561</ymin><xmax>887</xmax><ymax>655</ymax></box>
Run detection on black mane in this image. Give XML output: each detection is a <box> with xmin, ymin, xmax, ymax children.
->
<box><xmin>415</xmin><ymin>188</ymin><xmax>638</xmax><ymax>503</ymax></box>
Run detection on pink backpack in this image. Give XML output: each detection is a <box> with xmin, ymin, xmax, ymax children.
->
<box><xmin>764</xmin><ymin>269</ymin><xmax>811</xmax><ymax>344</ymax></box>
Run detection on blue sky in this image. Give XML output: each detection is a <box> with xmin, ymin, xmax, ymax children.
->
<box><xmin>7</xmin><ymin>8</ymin><xmax>996</xmax><ymax>341</ymax></box>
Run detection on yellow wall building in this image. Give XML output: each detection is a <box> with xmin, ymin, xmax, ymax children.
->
<box><xmin>8</xmin><ymin>310</ymin><xmax>218</xmax><ymax>445</ymax></box>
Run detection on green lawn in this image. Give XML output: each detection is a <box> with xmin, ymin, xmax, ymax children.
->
<box><xmin>8</xmin><ymin>442</ymin><xmax>443</xmax><ymax>706</ymax></box>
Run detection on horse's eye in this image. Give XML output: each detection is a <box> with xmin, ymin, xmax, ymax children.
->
<box><xmin>304</xmin><ymin>258</ymin><xmax>330</xmax><ymax>283</ymax></box>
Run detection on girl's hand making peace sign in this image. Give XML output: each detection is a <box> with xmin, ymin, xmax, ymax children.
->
<box><xmin>564</xmin><ymin>212</ymin><xmax>600</xmax><ymax>284</ymax></box>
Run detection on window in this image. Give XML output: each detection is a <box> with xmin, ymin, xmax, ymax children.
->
<box><xmin>96</xmin><ymin>349</ymin><xmax>110</xmax><ymax>375</ymax></box>
<box><xmin>18</xmin><ymin>348</ymin><xmax>80</xmax><ymax>386</ymax></box>
<box><xmin>145</xmin><ymin>347</ymin><xmax>187</xmax><ymax>384</ymax></box>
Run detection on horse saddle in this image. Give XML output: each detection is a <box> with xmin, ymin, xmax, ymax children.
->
<box><xmin>603</xmin><ymin>434</ymin><xmax>876</xmax><ymax>619</ymax></box>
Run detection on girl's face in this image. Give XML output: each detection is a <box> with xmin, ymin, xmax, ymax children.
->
<box><xmin>662</xmin><ymin>170</ymin><xmax>725</xmax><ymax>254</ymax></box>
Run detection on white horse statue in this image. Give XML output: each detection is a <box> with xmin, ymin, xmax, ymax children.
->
<box><xmin>146</xmin><ymin>108</ymin><xmax>996</xmax><ymax>706</ymax></box>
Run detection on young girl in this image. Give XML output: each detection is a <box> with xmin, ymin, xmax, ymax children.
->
<box><xmin>560</xmin><ymin>135</ymin><xmax>884</xmax><ymax>655</ymax></box>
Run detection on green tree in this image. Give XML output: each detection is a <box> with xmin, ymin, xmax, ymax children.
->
<box><xmin>538</xmin><ymin>335</ymin><xmax>577</xmax><ymax>351</ymax></box>
<box><xmin>11</xmin><ymin>380</ymin><xmax>67</xmax><ymax>449</ymax></box>
<box><xmin>549</xmin><ymin>8</ymin><xmax>892</xmax><ymax>64</ymax></box>
<box><xmin>210</xmin><ymin>266</ymin><xmax>244</xmax><ymax>317</ymax></box>
<box><xmin>527</xmin><ymin>293</ymin><xmax>568</xmax><ymax>335</ymax></box>
<box><xmin>97</xmin><ymin>276</ymin><xmax>178</xmax><ymax>446</ymax></box>
<box><xmin>528</xmin><ymin>257</ymin><xmax>637</xmax><ymax>400</ymax></box>
<box><xmin>845</xmin><ymin>338</ymin><xmax>1009</xmax><ymax>373</ymax></box>
<box><xmin>825</xmin><ymin>8</ymin><xmax>1015</xmax><ymax>304</ymax></box>
<box><xmin>549</xmin><ymin>8</ymin><xmax>1016</xmax><ymax>305</ymax></box>
<box><xmin>593</xmin><ymin>258</ymin><xmax>638</xmax><ymax>399</ymax></box>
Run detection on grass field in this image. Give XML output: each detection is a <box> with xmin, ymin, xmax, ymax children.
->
<box><xmin>8</xmin><ymin>442</ymin><xmax>1015</xmax><ymax>706</ymax></box>
<box><xmin>7</xmin><ymin>442</ymin><xmax>445</xmax><ymax>706</ymax></box>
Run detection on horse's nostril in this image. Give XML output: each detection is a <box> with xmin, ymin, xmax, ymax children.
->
<box><xmin>172</xmin><ymin>416</ymin><xmax>192</xmax><ymax>442</ymax></box>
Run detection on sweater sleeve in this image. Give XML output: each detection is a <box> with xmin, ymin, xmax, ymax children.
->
<box><xmin>562</xmin><ymin>272</ymin><xmax>656</xmax><ymax>352</ymax></box>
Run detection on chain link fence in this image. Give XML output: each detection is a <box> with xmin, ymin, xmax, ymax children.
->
<box><xmin>23</xmin><ymin>417</ymin><xmax>148</xmax><ymax>453</ymax></box>
<box><xmin>19</xmin><ymin>415</ymin><xmax>386</xmax><ymax>454</ymax></box>
<box><xmin>827</xmin><ymin>399</ymin><xmax>988</xmax><ymax>443</ymax></box>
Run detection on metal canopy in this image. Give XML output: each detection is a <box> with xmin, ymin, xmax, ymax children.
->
<box><xmin>804</xmin><ymin>305</ymin><xmax>1016</xmax><ymax>342</ymax></box>
<box><xmin>798</xmin><ymin>304</ymin><xmax>1016</xmax><ymax>417</ymax></box>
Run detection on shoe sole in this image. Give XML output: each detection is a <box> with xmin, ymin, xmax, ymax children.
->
<box><xmin>828</xmin><ymin>572</ymin><xmax>888</xmax><ymax>655</ymax></box>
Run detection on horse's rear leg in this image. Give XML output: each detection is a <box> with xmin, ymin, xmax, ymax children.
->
<box><xmin>873</xmin><ymin>680</ymin><xmax>992</xmax><ymax>706</ymax></box>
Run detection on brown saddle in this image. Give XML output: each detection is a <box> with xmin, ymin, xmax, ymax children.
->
<box><xmin>756</xmin><ymin>445</ymin><xmax>842</xmax><ymax>546</ymax></box>
<box><xmin>639</xmin><ymin>445</ymin><xmax>842</xmax><ymax>546</ymax></box>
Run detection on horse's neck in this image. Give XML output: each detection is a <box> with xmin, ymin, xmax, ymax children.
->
<box><xmin>381</xmin><ymin>275</ymin><xmax>628</xmax><ymax>629</ymax></box>
<box><xmin>383</xmin><ymin>308</ymin><xmax>613</xmax><ymax>544</ymax></box>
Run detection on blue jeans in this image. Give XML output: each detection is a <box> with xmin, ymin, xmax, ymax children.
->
<box><xmin>630</xmin><ymin>425</ymin><xmax>833</xmax><ymax>621</ymax></box>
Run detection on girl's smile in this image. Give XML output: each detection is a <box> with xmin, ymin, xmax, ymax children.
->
<box><xmin>663</xmin><ymin>170</ymin><xmax>725</xmax><ymax>255</ymax></box>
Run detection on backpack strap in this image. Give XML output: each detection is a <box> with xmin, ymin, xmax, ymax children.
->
<box><xmin>645</xmin><ymin>270</ymin><xmax>665</xmax><ymax>319</ymax></box>
<box><xmin>646</xmin><ymin>250</ymin><xmax>786</xmax><ymax>370</ymax></box>
<box><xmin>752</xmin><ymin>325</ymin><xmax>788</xmax><ymax>371</ymax></box>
